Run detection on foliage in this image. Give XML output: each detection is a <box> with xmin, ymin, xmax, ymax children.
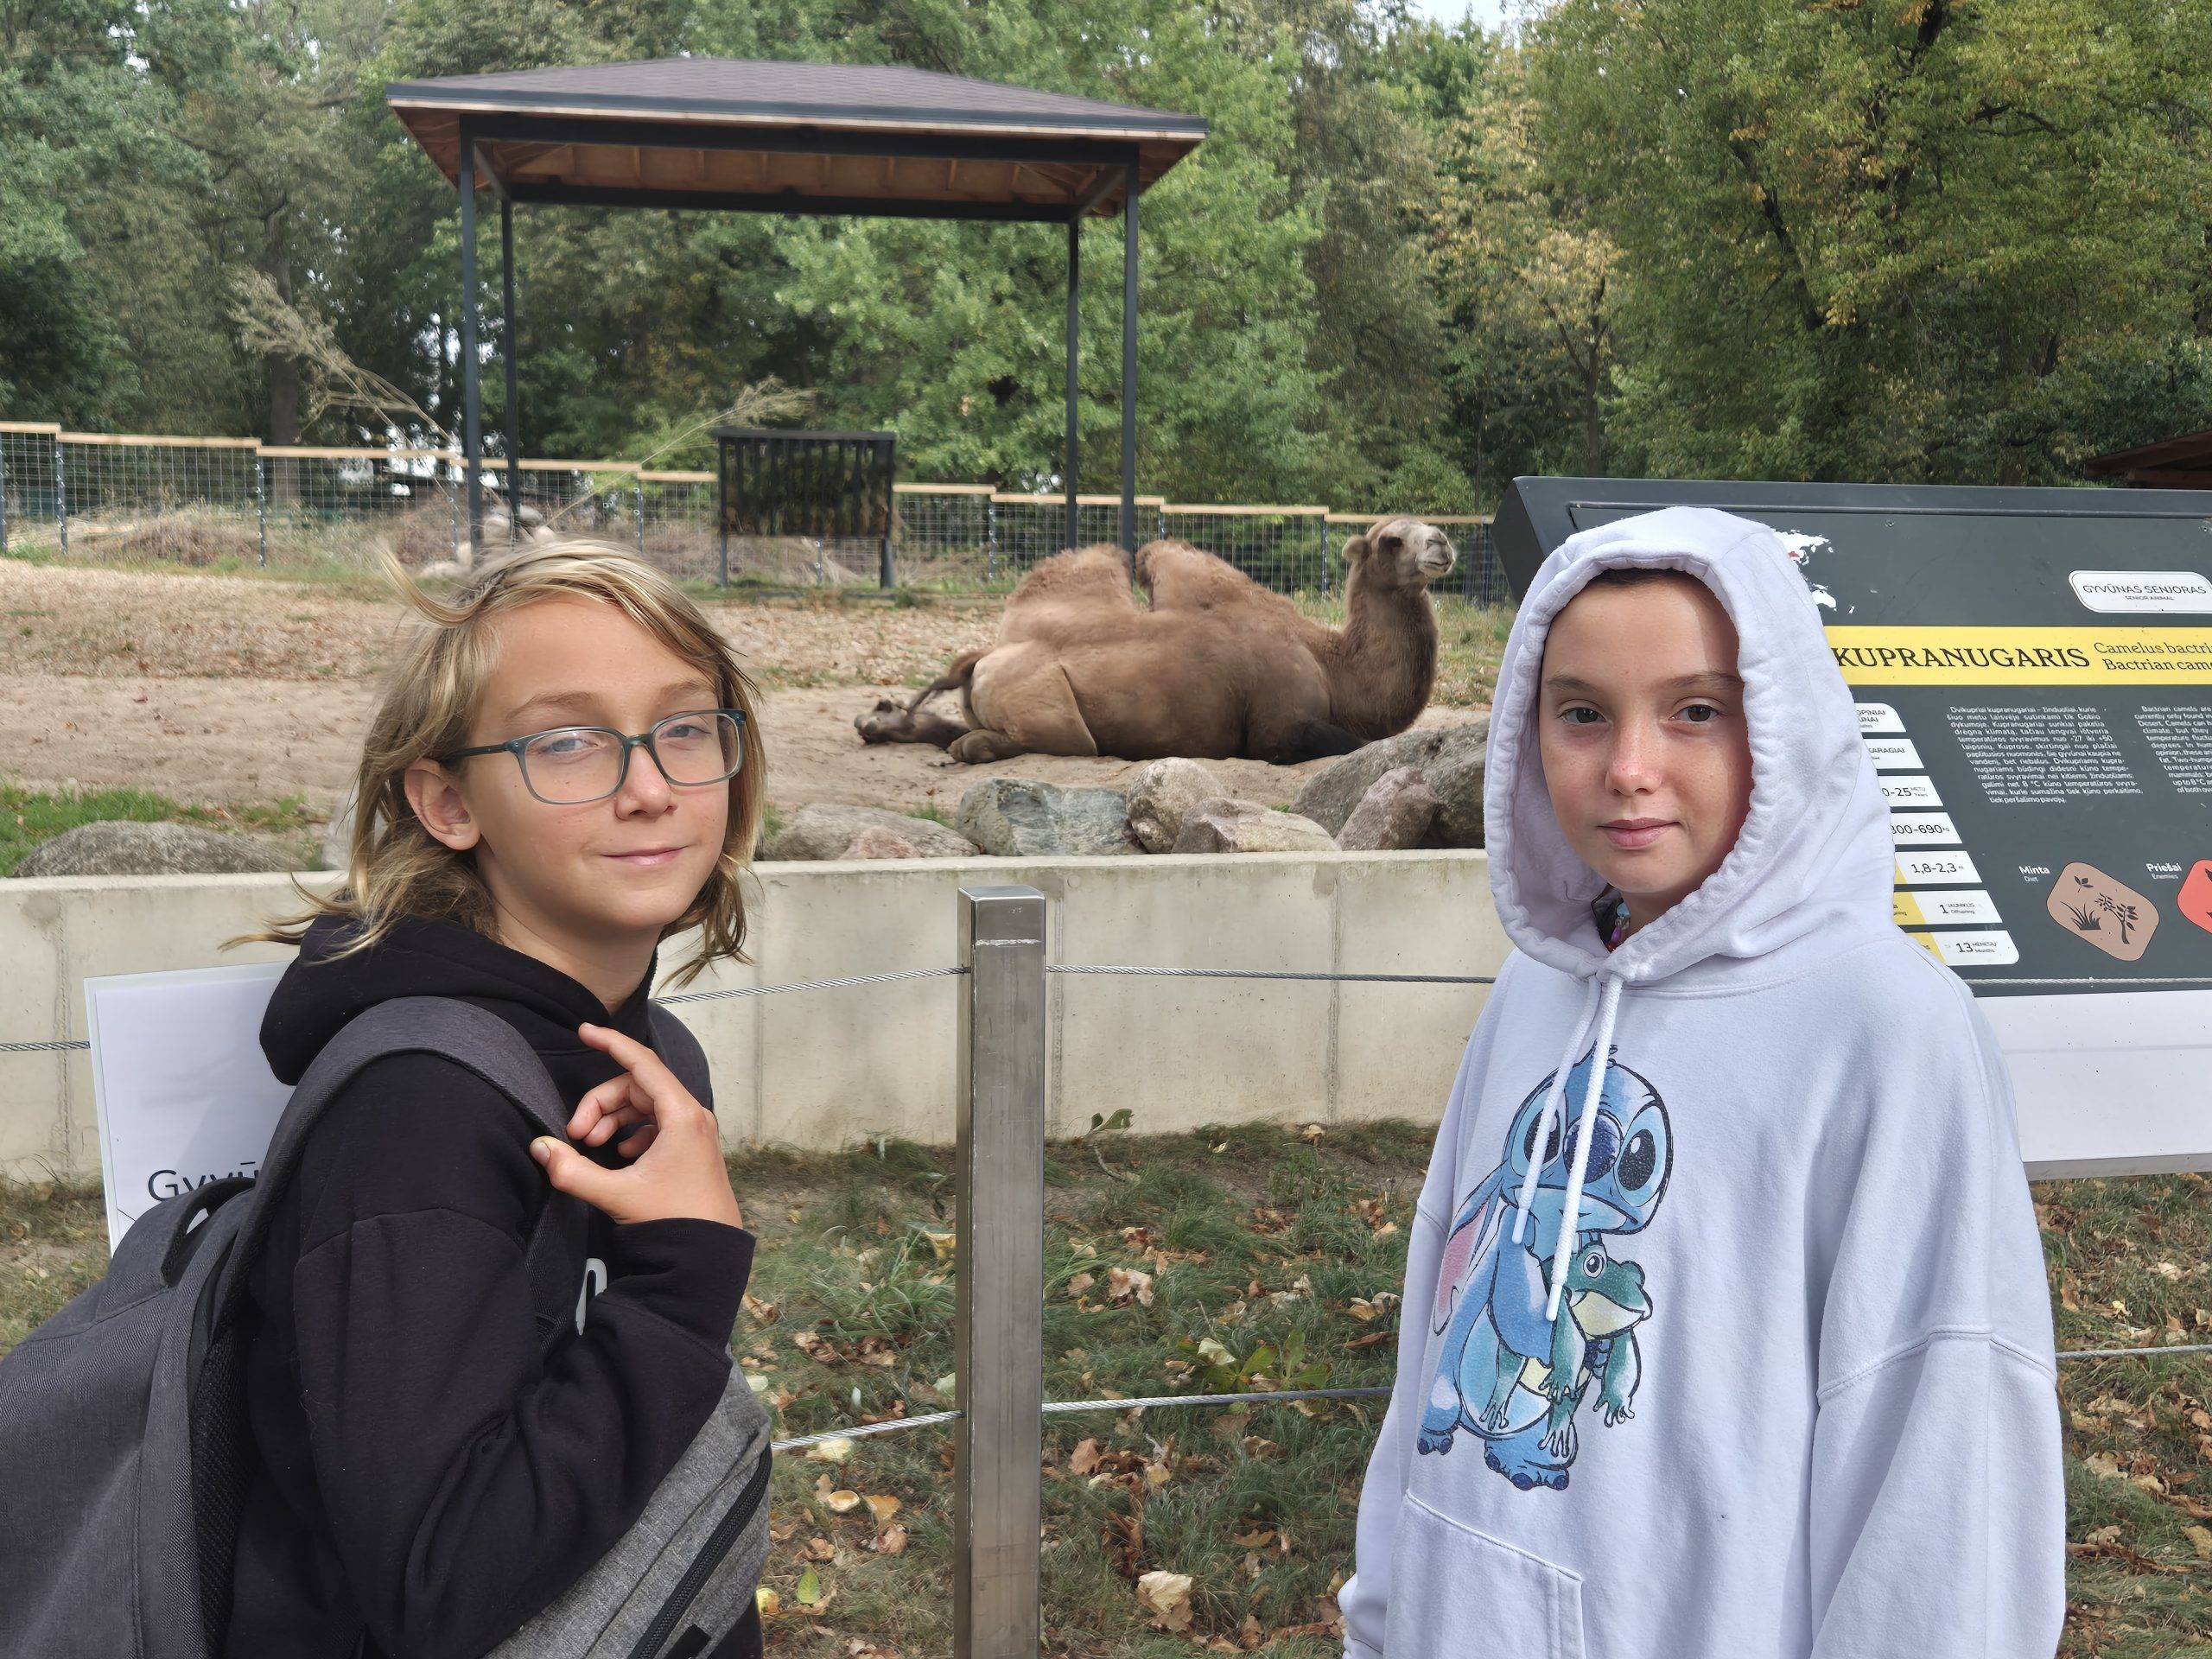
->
<box><xmin>7</xmin><ymin>0</ymin><xmax>2212</xmax><ymax>505</ymax></box>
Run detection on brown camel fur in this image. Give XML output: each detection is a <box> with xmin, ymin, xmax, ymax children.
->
<box><xmin>855</xmin><ymin>518</ymin><xmax>1457</xmax><ymax>765</ymax></box>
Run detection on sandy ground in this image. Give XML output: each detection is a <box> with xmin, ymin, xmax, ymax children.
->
<box><xmin>0</xmin><ymin>562</ymin><xmax>1485</xmax><ymax>829</ymax></box>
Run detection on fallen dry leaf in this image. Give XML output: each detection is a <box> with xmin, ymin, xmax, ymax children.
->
<box><xmin>1137</xmin><ymin>1570</ymin><xmax>1195</xmax><ymax>1632</ymax></box>
<box><xmin>1108</xmin><ymin>1267</ymin><xmax>1155</xmax><ymax>1307</ymax></box>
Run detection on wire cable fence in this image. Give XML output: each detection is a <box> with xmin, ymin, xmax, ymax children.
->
<box><xmin>0</xmin><ymin>423</ymin><xmax>1507</xmax><ymax>602</ymax></box>
<box><xmin>20</xmin><ymin>886</ymin><xmax>2190</xmax><ymax>1654</ymax></box>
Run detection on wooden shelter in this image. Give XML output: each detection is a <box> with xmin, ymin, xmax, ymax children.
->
<box><xmin>2083</xmin><ymin>428</ymin><xmax>2212</xmax><ymax>489</ymax></box>
<box><xmin>385</xmin><ymin>58</ymin><xmax>1208</xmax><ymax>552</ymax></box>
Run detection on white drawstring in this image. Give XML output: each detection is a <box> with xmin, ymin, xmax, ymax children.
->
<box><xmin>1510</xmin><ymin>974</ymin><xmax>1602</xmax><ymax>1247</ymax></box>
<box><xmin>1546</xmin><ymin>972</ymin><xmax>1626</xmax><ymax>1322</ymax></box>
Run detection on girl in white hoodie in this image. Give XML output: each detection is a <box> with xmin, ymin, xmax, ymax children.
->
<box><xmin>1338</xmin><ymin>505</ymin><xmax>2064</xmax><ymax>1658</ymax></box>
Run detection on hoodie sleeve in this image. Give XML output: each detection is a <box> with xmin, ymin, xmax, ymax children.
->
<box><xmin>283</xmin><ymin>1052</ymin><xmax>755</xmax><ymax>1659</ymax></box>
<box><xmin>1805</xmin><ymin>968</ymin><xmax>2066</xmax><ymax>1658</ymax></box>
<box><xmin>1338</xmin><ymin>967</ymin><xmax>1513</xmax><ymax>1659</ymax></box>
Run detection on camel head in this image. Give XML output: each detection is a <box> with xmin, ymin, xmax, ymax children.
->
<box><xmin>1344</xmin><ymin>518</ymin><xmax>1457</xmax><ymax>590</ymax></box>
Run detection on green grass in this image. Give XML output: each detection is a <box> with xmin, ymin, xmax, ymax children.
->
<box><xmin>0</xmin><ymin>779</ymin><xmax>322</xmax><ymax>876</ymax></box>
<box><xmin>4</xmin><ymin>1128</ymin><xmax>2206</xmax><ymax>1655</ymax></box>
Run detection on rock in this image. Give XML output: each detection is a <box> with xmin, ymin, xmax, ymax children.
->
<box><xmin>841</xmin><ymin>826</ymin><xmax>922</xmax><ymax>860</ymax></box>
<box><xmin>1125</xmin><ymin>758</ymin><xmax>1225</xmax><ymax>853</ymax></box>
<box><xmin>1169</xmin><ymin>798</ymin><xmax>1339</xmax><ymax>855</ymax></box>
<box><xmin>957</xmin><ymin>779</ymin><xmax>1142</xmax><ymax>857</ymax></box>
<box><xmin>1292</xmin><ymin>719</ymin><xmax>1490</xmax><ymax>847</ymax></box>
<box><xmin>14</xmin><ymin>820</ymin><xmax>305</xmax><ymax>878</ymax></box>
<box><xmin>765</xmin><ymin>803</ymin><xmax>980</xmax><ymax>861</ymax></box>
<box><xmin>1336</xmin><ymin>767</ymin><xmax>1440</xmax><ymax>851</ymax></box>
<box><xmin>320</xmin><ymin>780</ymin><xmax>358</xmax><ymax>873</ymax></box>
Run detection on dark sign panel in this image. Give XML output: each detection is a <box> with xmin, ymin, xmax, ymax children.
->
<box><xmin>1495</xmin><ymin>479</ymin><xmax>2212</xmax><ymax>1001</ymax></box>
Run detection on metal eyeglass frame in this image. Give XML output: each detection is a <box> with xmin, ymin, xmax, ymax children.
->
<box><xmin>437</xmin><ymin>708</ymin><xmax>750</xmax><ymax>805</ymax></box>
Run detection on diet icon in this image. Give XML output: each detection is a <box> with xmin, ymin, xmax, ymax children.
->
<box><xmin>2046</xmin><ymin>861</ymin><xmax>2158</xmax><ymax>963</ymax></box>
<box><xmin>2180</xmin><ymin>860</ymin><xmax>2212</xmax><ymax>938</ymax></box>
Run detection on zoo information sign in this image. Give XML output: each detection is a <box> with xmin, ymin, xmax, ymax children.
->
<box><xmin>84</xmin><ymin>963</ymin><xmax>290</xmax><ymax>1250</ymax></box>
<box><xmin>1494</xmin><ymin>478</ymin><xmax>2212</xmax><ymax>1177</ymax></box>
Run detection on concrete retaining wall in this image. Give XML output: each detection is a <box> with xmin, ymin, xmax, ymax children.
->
<box><xmin>1</xmin><ymin>852</ymin><xmax>1510</xmax><ymax>1185</ymax></box>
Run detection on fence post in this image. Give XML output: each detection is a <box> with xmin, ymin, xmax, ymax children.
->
<box><xmin>53</xmin><ymin>440</ymin><xmax>67</xmax><ymax>558</ymax></box>
<box><xmin>985</xmin><ymin>496</ymin><xmax>998</xmax><ymax>584</ymax></box>
<box><xmin>633</xmin><ymin>480</ymin><xmax>646</xmax><ymax>559</ymax></box>
<box><xmin>254</xmin><ymin>457</ymin><xmax>270</xmax><ymax>568</ymax></box>
<box><xmin>954</xmin><ymin>884</ymin><xmax>1046</xmax><ymax>1659</ymax></box>
<box><xmin>0</xmin><ymin>440</ymin><xmax>9</xmax><ymax>556</ymax></box>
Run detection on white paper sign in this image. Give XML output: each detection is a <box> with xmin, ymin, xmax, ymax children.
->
<box><xmin>85</xmin><ymin>963</ymin><xmax>292</xmax><ymax>1251</ymax></box>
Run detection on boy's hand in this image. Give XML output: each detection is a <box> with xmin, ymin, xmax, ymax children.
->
<box><xmin>528</xmin><ymin>1021</ymin><xmax>744</xmax><ymax>1230</ymax></box>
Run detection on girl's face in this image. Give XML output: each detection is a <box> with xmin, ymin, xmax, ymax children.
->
<box><xmin>407</xmin><ymin>595</ymin><xmax>732</xmax><ymax>976</ymax></box>
<box><xmin>1535</xmin><ymin>573</ymin><xmax>1753</xmax><ymax>929</ymax></box>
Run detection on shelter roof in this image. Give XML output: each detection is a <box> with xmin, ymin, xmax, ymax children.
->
<box><xmin>386</xmin><ymin>57</ymin><xmax>1207</xmax><ymax>221</ymax></box>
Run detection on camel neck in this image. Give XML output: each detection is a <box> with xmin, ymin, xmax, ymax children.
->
<box><xmin>1325</xmin><ymin>572</ymin><xmax>1439</xmax><ymax>740</ymax></box>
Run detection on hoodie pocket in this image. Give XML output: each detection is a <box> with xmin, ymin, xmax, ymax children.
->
<box><xmin>1382</xmin><ymin>1492</ymin><xmax>1586</xmax><ymax>1659</ymax></box>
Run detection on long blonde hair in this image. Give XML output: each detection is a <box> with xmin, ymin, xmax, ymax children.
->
<box><xmin>226</xmin><ymin>540</ymin><xmax>767</xmax><ymax>988</ymax></box>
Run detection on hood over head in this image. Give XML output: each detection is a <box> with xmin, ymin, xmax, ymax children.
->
<box><xmin>1480</xmin><ymin>505</ymin><xmax>1896</xmax><ymax>1325</ymax></box>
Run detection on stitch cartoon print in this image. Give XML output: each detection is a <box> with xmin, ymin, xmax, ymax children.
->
<box><xmin>1418</xmin><ymin>1046</ymin><xmax>1672</xmax><ymax>1491</ymax></box>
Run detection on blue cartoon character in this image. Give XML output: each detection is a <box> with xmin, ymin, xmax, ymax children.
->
<box><xmin>1417</xmin><ymin>1046</ymin><xmax>1671</xmax><ymax>1491</ymax></box>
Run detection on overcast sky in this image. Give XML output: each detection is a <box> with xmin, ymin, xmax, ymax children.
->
<box><xmin>1403</xmin><ymin>0</ymin><xmax>1514</xmax><ymax>32</ymax></box>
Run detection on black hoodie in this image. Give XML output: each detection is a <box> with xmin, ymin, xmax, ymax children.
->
<box><xmin>226</xmin><ymin>910</ymin><xmax>761</xmax><ymax>1659</ymax></box>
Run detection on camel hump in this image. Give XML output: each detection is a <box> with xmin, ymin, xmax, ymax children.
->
<box><xmin>1007</xmin><ymin>543</ymin><xmax>1137</xmax><ymax>609</ymax></box>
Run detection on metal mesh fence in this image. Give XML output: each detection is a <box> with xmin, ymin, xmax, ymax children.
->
<box><xmin>0</xmin><ymin>423</ymin><xmax>62</xmax><ymax>556</ymax></box>
<box><xmin>0</xmin><ymin>423</ymin><xmax>1503</xmax><ymax>601</ymax></box>
<box><xmin>56</xmin><ymin>436</ymin><xmax>259</xmax><ymax>567</ymax></box>
<box><xmin>1160</xmin><ymin>505</ymin><xmax>1331</xmax><ymax>594</ymax></box>
<box><xmin>263</xmin><ymin>448</ymin><xmax>461</xmax><ymax>569</ymax></box>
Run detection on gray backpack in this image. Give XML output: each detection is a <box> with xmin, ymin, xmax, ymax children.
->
<box><xmin>0</xmin><ymin>995</ymin><xmax>772</xmax><ymax>1659</ymax></box>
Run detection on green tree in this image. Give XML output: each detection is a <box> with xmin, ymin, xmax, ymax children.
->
<box><xmin>1529</xmin><ymin>0</ymin><xmax>2212</xmax><ymax>484</ymax></box>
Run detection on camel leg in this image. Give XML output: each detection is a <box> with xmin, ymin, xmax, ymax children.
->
<box><xmin>905</xmin><ymin>648</ymin><xmax>986</xmax><ymax>715</ymax></box>
<box><xmin>950</xmin><ymin>660</ymin><xmax>1101</xmax><ymax>764</ymax></box>
<box><xmin>948</xmin><ymin>728</ymin><xmax>1032</xmax><ymax>764</ymax></box>
<box><xmin>1251</xmin><ymin>718</ymin><xmax>1365</xmax><ymax>766</ymax></box>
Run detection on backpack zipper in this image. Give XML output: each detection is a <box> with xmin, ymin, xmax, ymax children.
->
<box><xmin>625</xmin><ymin>1448</ymin><xmax>772</xmax><ymax>1659</ymax></box>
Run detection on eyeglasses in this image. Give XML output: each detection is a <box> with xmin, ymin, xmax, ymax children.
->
<box><xmin>439</xmin><ymin>709</ymin><xmax>748</xmax><ymax>805</ymax></box>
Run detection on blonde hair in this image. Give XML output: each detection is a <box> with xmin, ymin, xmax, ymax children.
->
<box><xmin>225</xmin><ymin>540</ymin><xmax>766</xmax><ymax>989</ymax></box>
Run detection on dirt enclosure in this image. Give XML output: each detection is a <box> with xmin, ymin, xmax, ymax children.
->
<box><xmin>0</xmin><ymin>561</ymin><xmax>1486</xmax><ymax>838</ymax></box>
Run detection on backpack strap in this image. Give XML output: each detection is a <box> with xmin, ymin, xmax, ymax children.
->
<box><xmin>211</xmin><ymin>996</ymin><xmax>583</xmax><ymax>1339</ymax></box>
<box><xmin>646</xmin><ymin>1001</ymin><xmax>711</xmax><ymax>1108</ymax></box>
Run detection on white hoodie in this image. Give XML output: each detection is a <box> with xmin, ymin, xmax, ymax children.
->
<box><xmin>1338</xmin><ymin>506</ymin><xmax>2064</xmax><ymax>1659</ymax></box>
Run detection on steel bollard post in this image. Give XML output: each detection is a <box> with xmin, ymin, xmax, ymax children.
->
<box><xmin>954</xmin><ymin>884</ymin><xmax>1047</xmax><ymax>1659</ymax></box>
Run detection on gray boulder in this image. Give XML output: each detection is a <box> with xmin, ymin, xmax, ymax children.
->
<box><xmin>957</xmin><ymin>779</ymin><xmax>1142</xmax><ymax>857</ymax></box>
<box><xmin>320</xmin><ymin>780</ymin><xmax>358</xmax><ymax>873</ymax></box>
<box><xmin>15</xmin><ymin>821</ymin><xmax>305</xmax><ymax>878</ymax></box>
<box><xmin>1292</xmin><ymin>718</ymin><xmax>1490</xmax><ymax>847</ymax></box>
<box><xmin>765</xmin><ymin>803</ymin><xmax>980</xmax><ymax>861</ymax></box>
<box><xmin>1335</xmin><ymin>767</ymin><xmax>1440</xmax><ymax>851</ymax></box>
<box><xmin>1169</xmin><ymin>798</ymin><xmax>1339</xmax><ymax>855</ymax></box>
<box><xmin>1125</xmin><ymin>758</ymin><xmax>1225</xmax><ymax>853</ymax></box>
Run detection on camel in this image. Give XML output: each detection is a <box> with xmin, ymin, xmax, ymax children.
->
<box><xmin>855</xmin><ymin>517</ymin><xmax>1458</xmax><ymax>765</ymax></box>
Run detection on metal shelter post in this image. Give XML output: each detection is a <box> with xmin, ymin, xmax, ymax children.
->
<box><xmin>500</xmin><ymin>195</ymin><xmax>522</xmax><ymax>536</ymax></box>
<box><xmin>459</xmin><ymin>119</ymin><xmax>483</xmax><ymax>555</ymax></box>
<box><xmin>1120</xmin><ymin>160</ymin><xmax>1139</xmax><ymax>552</ymax></box>
<box><xmin>1065</xmin><ymin>216</ymin><xmax>1080</xmax><ymax>553</ymax></box>
<box><xmin>954</xmin><ymin>884</ymin><xmax>1046</xmax><ymax>1659</ymax></box>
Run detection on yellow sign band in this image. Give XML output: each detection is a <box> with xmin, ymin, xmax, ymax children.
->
<box><xmin>1826</xmin><ymin>626</ymin><xmax>2212</xmax><ymax>683</ymax></box>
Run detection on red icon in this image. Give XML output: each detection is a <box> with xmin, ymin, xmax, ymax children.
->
<box><xmin>2181</xmin><ymin>861</ymin><xmax>2212</xmax><ymax>936</ymax></box>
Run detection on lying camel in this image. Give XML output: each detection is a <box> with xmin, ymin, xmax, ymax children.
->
<box><xmin>856</xmin><ymin>518</ymin><xmax>1457</xmax><ymax>765</ymax></box>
